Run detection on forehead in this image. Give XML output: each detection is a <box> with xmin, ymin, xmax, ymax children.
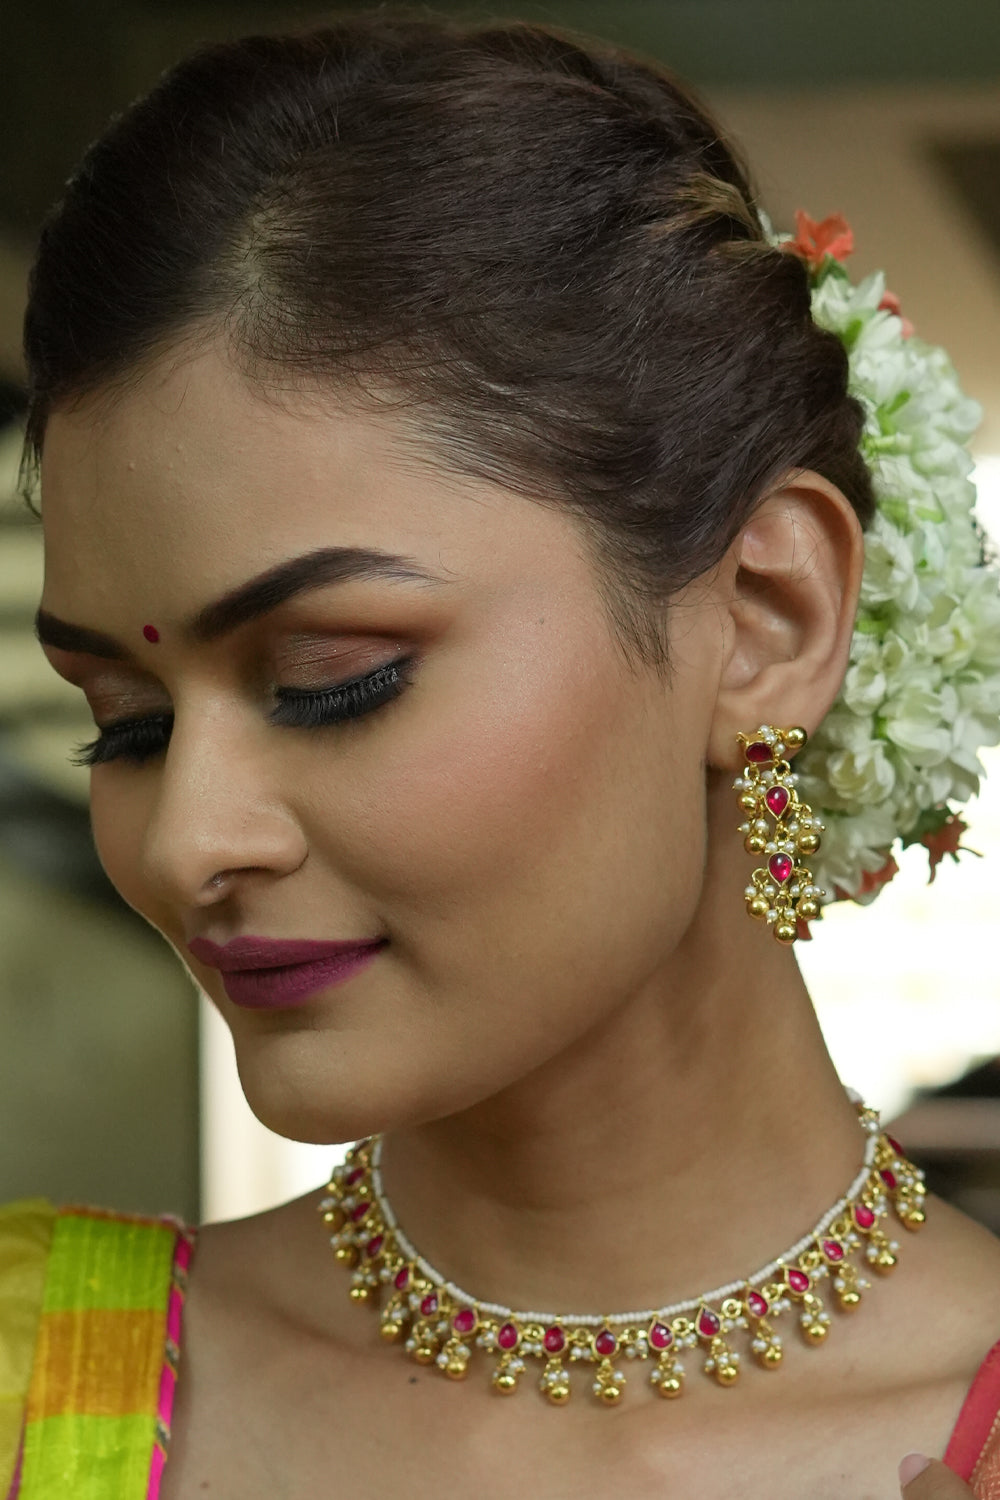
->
<box><xmin>38</xmin><ymin>343</ymin><xmax>587</xmax><ymax>624</ymax></box>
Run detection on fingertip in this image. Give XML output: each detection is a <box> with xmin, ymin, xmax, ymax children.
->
<box><xmin>899</xmin><ymin>1453</ymin><xmax>932</xmax><ymax>1488</ymax></box>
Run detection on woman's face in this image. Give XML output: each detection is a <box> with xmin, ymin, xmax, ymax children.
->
<box><xmin>38</xmin><ymin>342</ymin><xmax>726</xmax><ymax>1143</ymax></box>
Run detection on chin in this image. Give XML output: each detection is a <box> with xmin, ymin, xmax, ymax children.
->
<box><xmin>232</xmin><ymin>1031</ymin><xmax>520</xmax><ymax>1146</ymax></box>
<box><xmin>234</xmin><ymin>1054</ymin><xmax>393</xmax><ymax>1145</ymax></box>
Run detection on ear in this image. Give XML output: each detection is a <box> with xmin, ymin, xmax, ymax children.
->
<box><xmin>705</xmin><ymin>470</ymin><xmax>866</xmax><ymax>772</ymax></box>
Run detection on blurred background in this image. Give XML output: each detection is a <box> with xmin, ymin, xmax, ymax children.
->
<box><xmin>3</xmin><ymin>0</ymin><xmax>1000</xmax><ymax>1229</ymax></box>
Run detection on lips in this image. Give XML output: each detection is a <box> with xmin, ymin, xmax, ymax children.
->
<box><xmin>187</xmin><ymin>934</ymin><xmax>384</xmax><ymax>972</ymax></box>
<box><xmin>187</xmin><ymin>934</ymin><xmax>387</xmax><ymax>1010</ymax></box>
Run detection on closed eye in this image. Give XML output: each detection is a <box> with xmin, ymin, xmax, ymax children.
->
<box><xmin>70</xmin><ymin>655</ymin><xmax>417</xmax><ymax>767</ymax></box>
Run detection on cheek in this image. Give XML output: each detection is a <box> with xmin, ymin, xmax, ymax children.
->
<box><xmin>314</xmin><ymin>642</ymin><xmax>704</xmax><ymax>974</ymax></box>
<box><xmin>89</xmin><ymin>776</ymin><xmax>164</xmax><ymax>922</ymax></box>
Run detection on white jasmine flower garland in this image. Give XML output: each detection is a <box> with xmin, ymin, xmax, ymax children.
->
<box><xmin>770</xmin><ymin>213</ymin><xmax>1000</xmax><ymax>909</ymax></box>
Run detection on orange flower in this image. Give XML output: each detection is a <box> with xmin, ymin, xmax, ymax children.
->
<box><xmin>878</xmin><ymin>288</ymin><xmax>915</xmax><ymax>339</ymax></box>
<box><xmin>783</xmin><ymin>210</ymin><xmax>855</xmax><ymax>271</ymax></box>
<box><xmin>858</xmin><ymin>853</ymin><xmax>900</xmax><ymax>897</ymax></box>
<box><xmin>920</xmin><ymin>814</ymin><xmax>979</xmax><ymax>884</ymax></box>
<box><xmin>832</xmin><ymin>852</ymin><xmax>899</xmax><ymax>905</ymax></box>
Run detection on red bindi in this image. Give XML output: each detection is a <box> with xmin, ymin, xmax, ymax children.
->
<box><xmin>142</xmin><ymin>624</ymin><xmax>160</xmax><ymax>643</ymax></box>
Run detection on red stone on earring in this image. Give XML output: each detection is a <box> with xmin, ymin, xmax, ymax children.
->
<box><xmin>649</xmin><ymin>1321</ymin><xmax>673</xmax><ymax>1350</ymax></box>
<box><xmin>420</xmin><ymin>1293</ymin><xmax>439</xmax><ymax>1317</ymax></box>
<box><xmin>786</xmin><ymin>1268</ymin><xmax>811</xmax><ymax>1295</ymax></box>
<box><xmin>453</xmin><ymin>1308</ymin><xmax>477</xmax><ymax>1335</ymax></box>
<box><xmin>765</xmin><ymin>785</ymin><xmax>791</xmax><ymax>817</ymax></box>
<box><xmin>497</xmin><ymin>1322</ymin><xmax>520</xmax><ymax>1350</ymax></box>
<box><xmin>394</xmin><ymin>1267</ymin><xmax>411</xmax><ymax>1291</ymax></box>
<box><xmin>594</xmin><ymin>1329</ymin><xmax>618</xmax><ymax>1357</ymax></box>
<box><xmin>142</xmin><ymin>624</ymin><xmax>160</xmax><ymax>643</ymax></box>
<box><xmin>768</xmin><ymin>853</ymin><xmax>794</xmax><ymax>883</ymax></box>
<box><xmin>854</xmin><ymin>1203</ymin><xmax>876</xmax><ymax>1230</ymax></box>
<box><xmin>821</xmin><ymin>1239</ymin><xmax>845</xmax><ymax>1262</ymax></box>
<box><xmin>543</xmin><ymin>1326</ymin><xmax>566</xmax><ymax>1354</ymax></box>
<box><xmin>745</xmin><ymin>741</ymin><xmax>773</xmax><ymax>763</ymax></box>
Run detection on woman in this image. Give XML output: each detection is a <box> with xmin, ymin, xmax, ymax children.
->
<box><xmin>3</xmin><ymin>14</ymin><xmax>999</xmax><ymax>1498</ymax></box>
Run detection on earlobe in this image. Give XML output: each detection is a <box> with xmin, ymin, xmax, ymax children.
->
<box><xmin>707</xmin><ymin>471</ymin><xmax>866</xmax><ymax>770</ymax></box>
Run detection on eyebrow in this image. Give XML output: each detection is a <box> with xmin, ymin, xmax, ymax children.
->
<box><xmin>35</xmin><ymin>546</ymin><xmax>447</xmax><ymax>659</ymax></box>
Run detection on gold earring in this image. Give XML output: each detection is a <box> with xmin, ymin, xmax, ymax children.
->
<box><xmin>734</xmin><ymin>725</ymin><xmax>826</xmax><ymax>944</ymax></box>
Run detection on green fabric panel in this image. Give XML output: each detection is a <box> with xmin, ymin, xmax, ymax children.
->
<box><xmin>19</xmin><ymin>1413</ymin><xmax>156</xmax><ymax>1497</ymax></box>
<box><xmin>41</xmin><ymin>1213</ymin><xmax>177</xmax><ymax>1314</ymax></box>
<box><xmin>0</xmin><ymin>1200</ymin><xmax>56</xmax><ymax>1497</ymax></box>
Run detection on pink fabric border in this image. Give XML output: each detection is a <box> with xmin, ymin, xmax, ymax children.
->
<box><xmin>146</xmin><ymin>1227</ymin><xmax>196</xmax><ymax>1500</ymax></box>
<box><xmin>944</xmin><ymin>1337</ymin><xmax>1000</xmax><ymax>1481</ymax></box>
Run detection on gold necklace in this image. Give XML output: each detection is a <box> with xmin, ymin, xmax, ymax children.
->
<box><xmin>319</xmin><ymin>1093</ymin><xmax>926</xmax><ymax>1405</ymax></box>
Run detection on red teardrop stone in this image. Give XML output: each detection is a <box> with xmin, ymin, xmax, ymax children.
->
<box><xmin>787</xmin><ymin>1268</ymin><xmax>811</xmax><ymax>1294</ymax></box>
<box><xmin>768</xmin><ymin>853</ymin><xmax>794</xmax><ymax>883</ymax></box>
<box><xmin>365</xmin><ymin>1234</ymin><xmax>384</xmax><ymax>1258</ymax></box>
<box><xmin>880</xmin><ymin>1168</ymin><xmax>897</xmax><ymax>1190</ymax></box>
<box><xmin>649</xmin><ymin>1321</ymin><xmax>673</xmax><ymax>1350</ymax></box>
<box><xmin>746</xmin><ymin>1291</ymin><xmax>769</xmax><ymax>1319</ymax></box>
<box><xmin>697</xmin><ymin>1308</ymin><xmax>721</xmax><ymax>1338</ymax></box>
<box><xmin>854</xmin><ymin>1203</ymin><xmax>876</xmax><ymax>1229</ymax></box>
<box><xmin>346</xmin><ymin>1166</ymin><xmax>366</xmax><ymax>1186</ymax></box>
<box><xmin>765</xmin><ymin>785</ymin><xmax>790</xmax><ymax>817</ymax></box>
<box><xmin>886</xmin><ymin>1134</ymin><xmax>905</xmax><ymax>1157</ymax></box>
<box><xmin>746</xmin><ymin>741</ymin><xmax>773</xmax><ymax>763</ymax></box>
<box><xmin>394</xmin><ymin>1266</ymin><xmax>411</xmax><ymax>1290</ymax></box>
<box><xmin>420</xmin><ymin>1293</ymin><xmax>438</xmax><ymax>1317</ymax></box>
<box><xmin>822</xmin><ymin>1239</ymin><xmax>844</xmax><ymax>1262</ymax></box>
<box><xmin>497</xmin><ymin>1322</ymin><xmax>520</xmax><ymax>1350</ymax></box>
<box><xmin>594</xmin><ymin>1329</ymin><xmax>617</xmax><ymax>1357</ymax></box>
<box><xmin>543</xmin><ymin>1326</ymin><xmax>566</xmax><ymax>1354</ymax></box>
<box><xmin>453</xmin><ymin>1308</ymin><xmax>477</xmax><ymax>1335</ymax></box>
<box><xmin>350</xmin><ymin>1200</ymin><xmax>371</xmax><ymax>1222</ymax></box>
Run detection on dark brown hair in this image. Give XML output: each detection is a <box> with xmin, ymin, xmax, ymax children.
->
<box><xmin>22</xmin><ymin>12</ymin><xmax>874</xmax><ymax>670</ymax></box>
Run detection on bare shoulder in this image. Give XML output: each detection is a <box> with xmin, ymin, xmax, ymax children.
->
<box><xmin>839</xmin><ymin>1189</ymin><xmax>1000</xmax><ymax>1465</ymax></box>
<box><xmin>916</xmin><ymin>1190</ymin><xmax>1000</xmax><ymax>1350</ymax></box>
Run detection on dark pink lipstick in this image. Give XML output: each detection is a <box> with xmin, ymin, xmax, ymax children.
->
<box><xmin>187</xmin><ymin>934</ymin><xmax>386</xmax><ymax>1010</ymax></box>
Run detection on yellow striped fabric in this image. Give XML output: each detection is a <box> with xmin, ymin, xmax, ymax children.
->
<box><xmin>15</xmin><ymin>1206</ymin><xmax>179</xmax><ymax>1499</ymax></box>
<box><xmin>0</xmin><ymin>1202</ymin><xmax>56</xmax><ymax>1497</ymax></box>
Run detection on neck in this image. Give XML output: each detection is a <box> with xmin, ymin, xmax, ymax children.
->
<box><xmin>378</xmin><ymin>946</ymin><xmax>864</xmax><ymax>1316</ymax></box>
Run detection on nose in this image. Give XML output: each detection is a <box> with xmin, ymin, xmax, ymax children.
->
<box><xmin>138</xmin><ymin>708</ymin><xmax>308</xmax><ymax>906</ymax></box>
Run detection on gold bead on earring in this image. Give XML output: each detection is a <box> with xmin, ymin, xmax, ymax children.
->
<box><xmin>734</xmin><ymin>725</ymin><xmax>826</xmax><ymax>944</ymax></box>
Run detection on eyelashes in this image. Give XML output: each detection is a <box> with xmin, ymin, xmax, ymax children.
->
<box><xmin>70</xmin><ymin>655</ymin><xmax>418</xmax><ymax>768</ymax></box>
